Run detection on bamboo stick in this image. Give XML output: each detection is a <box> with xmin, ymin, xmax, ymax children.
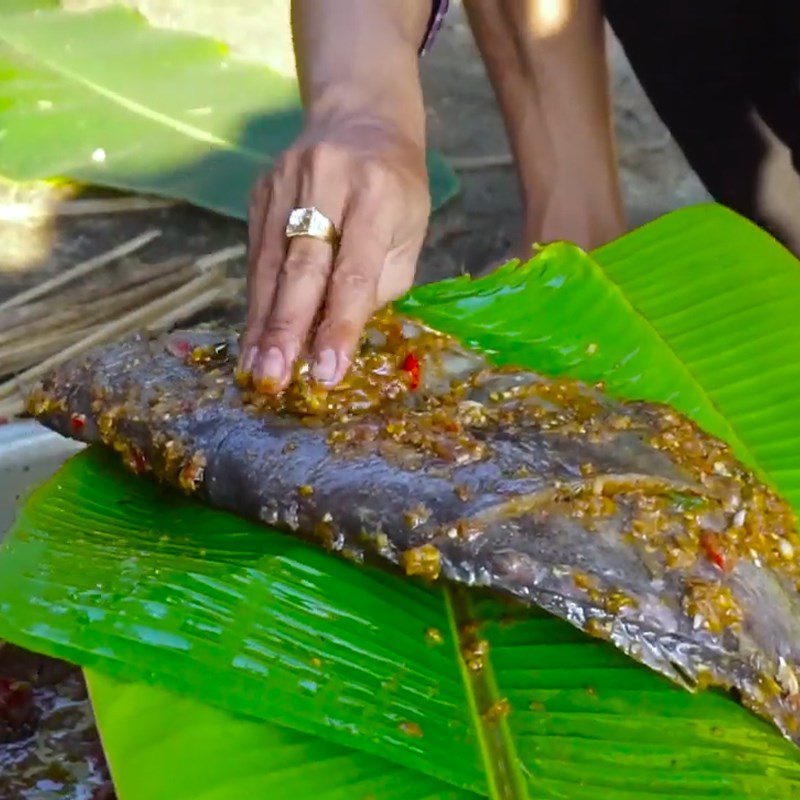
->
<box><xmin>0</xmin><ymin>196</ymin><xmax>176</xmax><ymax>221</ymax></box>
<box><xmin>0</xmin><ymin>262</ymin><xmax>186</xmax><ymax>330</ymax></box>
<box><xmin>145</xmin><ymin>281</ymin><xmax>237</xmax><ymax>332</ymax></box>
<box><xmin>1</xmin><ymin>282</ymin><xmax>233</xmax><ymax>417</ymax></box>
<box><xmin>0</xmin><ymin>229</ymin><xmax>161</xmax><ymax>312</ymax></box>
<box><xmin>0</xmin><ymin>326</ymin><xmax>99</xmax><ymax>373</ymax></box>
<box><xmin>0</xmin><ymin>312</ymin><xmax>89</xmax><ymax>351</ymax></box>
<box><xmin>74</xmin><ymin>267</ymin><xmax>197</xmax><ymax>320</ymax></box>
<box><xmin>54</xmin><ymin>196</ymin><xmax>176</xmax><ymax>216</ymax></box>
<box><xmin>0</xmin><ymin>242</ymin><xmax>246</xmax><ymax>415</ymax></box>
<box><xmin>195</xmin><ymin>243</ymin><xmax>246</xmax><ymax>271</ymax></box>
<box><xmin>0</xmin><ymin>263</ymin><xmax>197</xmax><ymax>349</ymax></box>
<box><xmin>0</xmin><ymin>396</ymin><xmax>24</xmax><ymax>421</ymax></box>
<box><xmin>0</xmin><ymin>269</ymin><xmax>223</xmax><ymax>400</ymax></box>
<box><xmin>447</xmin><ymin>153</ymin><xmax>513</xmax><ymax>170</ymax></box>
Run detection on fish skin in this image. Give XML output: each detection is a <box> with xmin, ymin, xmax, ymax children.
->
<box><xmin>27</xmin><ymin>313</ymin><xmax>800</xmax><ymax>746</ymax></box>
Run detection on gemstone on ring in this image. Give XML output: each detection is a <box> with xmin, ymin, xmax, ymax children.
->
<box><xmin>285</xmin><ymin>207</ymin><xmax>339</xmax><ymax>245</ymax></box>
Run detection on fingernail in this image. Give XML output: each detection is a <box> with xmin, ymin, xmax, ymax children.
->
<box><xmin>256</xmin><ymin>347</ymin><xmax>286</xmax><ymax>387</ymax></box>
<box><xmin>311</xmin><ymin>349</ymin><xmax>337</xmax><ymax>385</ymax></box>
<box><xmin>239</xmin><ymin>346</ymin><xmax>258</xmax><ymax>374</ymax></box>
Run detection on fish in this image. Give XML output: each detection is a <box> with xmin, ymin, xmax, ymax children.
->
<box><xmin>27</xmin><ymin>309</ymin><xmax>800</xmax><ymax>746</ymax></box>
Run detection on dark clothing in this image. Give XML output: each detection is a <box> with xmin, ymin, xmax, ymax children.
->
<box><xmin>608</xmin><ymin>1</ymin><xmax>800</xmax><ymax>247</ymax></box>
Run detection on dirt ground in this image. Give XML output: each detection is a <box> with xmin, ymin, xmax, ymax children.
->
<box><xmin>2</xmin><ymin>1</ymin><xmax>709</xmax><ymax>304</ymax></box>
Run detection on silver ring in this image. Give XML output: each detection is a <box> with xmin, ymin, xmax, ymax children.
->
<box><xmin>285</xmin><ymin>207</ymin><xmax>340</xmax><ymax>246</ymax></box>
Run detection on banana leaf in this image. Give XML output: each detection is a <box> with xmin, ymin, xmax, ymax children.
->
<box><xmin>87</xmin><ymin>672</ymin><xmax>476</xmax><ymax>800</ymax></box>
<box><xmin>3</xmin><ymin>204</ymin><xmax>800</xmax><ymax>798</ymax></box>
<box><xmin>0</xmin><ymin>3</ymin><xmax>458</xmax><ymax>215</ymax></box>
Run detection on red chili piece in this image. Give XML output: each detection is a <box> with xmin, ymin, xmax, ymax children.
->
<box><xmin>167</xmin><ymin>337</ymin><xmax>192</xmax><ymax>358</ymax></box>
<box><xmin>700</xmin><ymin>532</ymin><xmax>727</xmax><ymax>571</ymax></box>
<box><xmin>70</xmin><ymin>413</ymin><xmax>86</xmax><ymax>433</ymax></box>
<box><xmin>401</xmin><ymin>352</ymin><xmax>422</xmax><ymax>390</ymax></box>
<box><xmin>131</xmin><ymin>447</ymin><xmax>149</xmax><ymax>474</ymax></box>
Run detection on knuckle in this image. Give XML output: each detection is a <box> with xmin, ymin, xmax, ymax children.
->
<box><xmin>307</xmin><ymin>140</ymin><xmax>344</xmax><ymax>172</ymax></box>
<box><xmin>272</xmin><ymin>151</ymin><xmax>296</xmax><ymax>182</ymax></box>
<box><xmin>334</xmin><ymin>266</ymin><xmax>375</xmax><ymax>296</ymax></box>
<box><xmin>315</xmin><ymin>316</ymin><xmax>361</xmax><ymax>352</ymax></box>
<box><xmin>240</xmin><ymin>328</ymin><xmax>260</xmax><ymax>351</ymax></box>
<box><xmin>360</xmin><ymin>159</ymin><xmax>388</xmax><ymax>189</ymax></box>
<box><xmin>403</xmin><ymin>170</ymin><xmax>430</xmax><ymax>210</ymax></box>
<box><xmin>248</xmin><ymin>181</ymin><xmax>267</xmax><ymax>216</ymax></box>
<box><xmin>282</xmin><ymin>252</ymin><xmax>331</xmax><ymax>281</ymax></box>
<box><xmin>259</xmin><ymin>317</ymin><xmax>299</xmax><ymax>346</ymax></box>
<box><xmin>314</xmin><ymin>317</ymin><xmax>341</xmax><ymax>342</ymax></box>
<box><xmin>252</xmin><ymin>247</ymin><xmax>281</xmax><ymax>277</ymax></box>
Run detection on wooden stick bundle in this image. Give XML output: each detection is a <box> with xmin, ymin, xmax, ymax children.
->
<box><xmin>0</xmin><ymin>232</ymin><xmax>246</xmax><ymax>418</ymax></box>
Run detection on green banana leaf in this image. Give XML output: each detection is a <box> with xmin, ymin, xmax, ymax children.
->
<box><xmin>87</xmin><ymin>672</ymin><xmax>475</xmax><ymax>800</ymax></box>
<box><xmin>0</xmin><ymin>3</ymin><xmax>458</xmax><ymax>215</ymax></box>
<box><xmin>3</xmin><ymin>204</ymin><xmax>800</xmax><ymax>799</ymax></box>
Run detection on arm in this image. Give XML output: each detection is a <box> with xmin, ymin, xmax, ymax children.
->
<box><xmin>242</xmin><ymin>0</ymin><xmax>432</xmax><ymax>390</ymax></box>
<box><xmin>292</xmin><ymin>1</ymin><xmax>428</xmax><ymax>147</ymax></box>
<box><xmin>464</xmin><ymin>0</ymin><xmax>625</xmax><ymax>251</ymax></box>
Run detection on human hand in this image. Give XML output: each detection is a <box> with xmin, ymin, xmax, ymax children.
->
<box><xmin>240</xmin><ymin>121</ymin><xmax>431</xmax><ymax>391</ymax></box>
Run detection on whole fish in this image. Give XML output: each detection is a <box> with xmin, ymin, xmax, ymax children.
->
<box><xmin>27</xmin><ymin>310</ymin><xmax>800</xmax><ymax>746</ymax></box>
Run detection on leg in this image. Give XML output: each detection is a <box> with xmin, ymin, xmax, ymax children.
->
<box><xmin>464</xmin><ymin>0</ymin><xmax>625</xmax><ymax>252</ymax></box>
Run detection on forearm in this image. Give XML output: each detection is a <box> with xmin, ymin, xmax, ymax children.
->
<box><xmin>464</xmin><ymin>0</ymin><xmax>624</xmax><ymax>247</ymax></box>
<box><xmin>291</xmin><ymin>0</ymin><xmax>430</xmax><ymax>148</ymax></box>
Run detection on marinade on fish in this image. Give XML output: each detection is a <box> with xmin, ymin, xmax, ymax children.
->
<box><xmin>27</xmin><ymin>310</ymin><xmax>800</xmax><ymax>746</ymax></box>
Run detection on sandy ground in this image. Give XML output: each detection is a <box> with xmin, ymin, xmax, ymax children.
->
<box><xmin>2</xmin><ymin>1</ymin><xmax>709</xmax><ymax>303</ymax></box>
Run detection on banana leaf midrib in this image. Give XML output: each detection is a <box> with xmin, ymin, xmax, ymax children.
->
<box><xmin>445</xmin><ymin>587</ymin><xmax>530</xmax><ymax>800</ymax></box>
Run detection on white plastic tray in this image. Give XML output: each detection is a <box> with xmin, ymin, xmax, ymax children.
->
<box><xmin>0</xmin><ymin>421</ymin><xmax>84</xmax><ymax>536</ymax></box>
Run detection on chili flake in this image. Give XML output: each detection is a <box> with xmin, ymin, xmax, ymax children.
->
<box><xmin>401</xmin><ymin>352</ymin><xmax>421</xmax><ymax>390</ymax></box>
<box><xmin>69</xmin><ymin>413</ymin><xmax>86</xmax><ymax>433</ymax></box>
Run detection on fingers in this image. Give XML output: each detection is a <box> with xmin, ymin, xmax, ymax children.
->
<box><xmin>252</xmin><ymin>235</ymin><xmax>338</xmax><ymax>388</ymax></box>
<box><xmin>375</xmin><ymin>234</ymin><xmax>423</xmax><ymax>307</ymax></box>
<box><xmin>241</xmin><ymin>165</ymin><xmax>294</xmax><ymax>373</ymax></box>
<box><xmin>242</xmin><ymin>134</ymin><xmax>429</xmax><ymax>392</ymax></box>
<box><xmin>252</xmin><ymin>155</ymin><xmax>347</xmax><ymax>390</ymax></box>
<box><xmin>310</xmin><ymin>196</ymin><xmax>393</xmax><ymax>386</ymax></box>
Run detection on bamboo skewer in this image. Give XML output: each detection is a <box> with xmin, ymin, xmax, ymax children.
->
<box><xmin>0</xmin><ymin>229</ymin><xmax>161</xmax><ymax>312</ymax></box>
<box><xmin>0</xmin><ymin>308</ymin><xmax>92</xmax><ymax>352</ymax></box>
<box><xmin>0</xmin><ymin>240</ymin><xmax>246</xmax><ymax>418</ymax></box>
<box><xmin>0</xmin><ymin>326</ymin><xmax>101</xmax><ymax>370</ymax></box>
<box><xmin>146</xmin><ymin>279</ymin><xmax>240</xmax><ymax>332</ymax></box>
<box><xmin>52</xmin><ymin>196</ymin><xmax>177</xmax><ymax>216</ymax></box>
<box><xmin>195</xmin><ymin>243</ymin><xmax>246</xmax><ymax>271</ymax></box>
<box><xmin>0</xmin><ymin>396</ymin><xmax>24</xmax><ymax>421</ymax></box>
<box><xmin>0</xmin><ymin>269</ymin><xmax>224</xmax><ymax>400</ymax></box>
<box><xmin>0</xmin><ymin>196</ymin><xmax>176</xmax><ymax>222</ymax></box>
<box><xmin>447</xmin><ymin>153</ymin><xmax>514</xmax><ymax>170</ymax></box>
<box><xmin>0</xmin><ymin>265</ymin><xmax>197</xmax><ymax>355</ymax></box>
